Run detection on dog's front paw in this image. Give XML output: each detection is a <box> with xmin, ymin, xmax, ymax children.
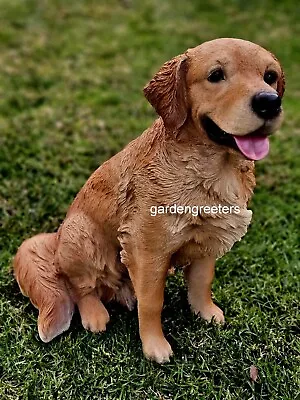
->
<box><xmin>142</xmin><ymin>335</ymin><xmax>173</xmax><ymax>363</ymax></box>
<box><xmin>195</xmin><ymin>303</ymin><xmax>225</xmax><ymax>324</ymax></box>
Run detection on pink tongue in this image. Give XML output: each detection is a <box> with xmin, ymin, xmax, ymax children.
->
<box><xmin>233</xmin><ymin>135</ymin><xmax>270</xmax><ymax>161</ymax></box>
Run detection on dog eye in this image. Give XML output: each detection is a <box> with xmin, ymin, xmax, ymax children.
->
<box><xmin>264</xmin><ymin>70</ymin><xmax>278</xmax><ymax>85</ymax></box>
<box><xmin>208</xmin><ymin>68</ymin><xmax>225</xmax><ymax>83</ymax></box>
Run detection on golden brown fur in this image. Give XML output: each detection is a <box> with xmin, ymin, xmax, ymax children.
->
<box><xmin>14</xmin><ymin>38</ymin><xmax>285</xmax><ymax>363</ymax></box>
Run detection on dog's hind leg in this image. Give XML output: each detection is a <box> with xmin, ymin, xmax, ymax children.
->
<box><xmin>14</xmin><ymin>233</ymin><xmax>75</xmax><ymax>342</ymax></box>
<box><xmin>55</xmin><ymin>214</ymin><xmax>112</xmax><ymax>334</ymax></box>
<box><xmin>77</xmin><ymin>289</ymin><xmax>110</xmax><ymax>333</ymax></box>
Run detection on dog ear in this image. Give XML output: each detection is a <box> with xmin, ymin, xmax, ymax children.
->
<box><xmin>143</xmin><ymin>54</ymin><xmax>188</xmax><ymax>131</ymax></box>
<box><xmin>277</xmin><ymin>67</ymin><xmax>285</xmax><ymax>98</ymax></box>
<box><xmin>270</xmin><ymin>52</ymin><xmax>285</xmax><ymax>98</ymax></box>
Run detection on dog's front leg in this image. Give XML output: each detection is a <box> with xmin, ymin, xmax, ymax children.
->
<box><xmin>184</xmin><ymin>256</ymin><xmax>225</xmax><ymax>324</ymax></box>
<box><xmin>125</xmin><ymin>247</ymin><xmax>172</xmax><ymax>363</ymax></box>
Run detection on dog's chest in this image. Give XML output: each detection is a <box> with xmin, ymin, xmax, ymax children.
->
<box><xmin>163</xmin><ymin>160</ymin><xmax>255</xmax><ymax>258</ymax></box>
<box><xmin>169</xmin><ymin>195</ymin><xmax>253</xmax><ymax>259</ymax></box>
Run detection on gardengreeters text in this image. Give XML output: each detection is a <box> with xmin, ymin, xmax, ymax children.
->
<box><xmin>150</xmin><ymin>204</ymin><xmax>241</xmax><ymax>217</ymax></box>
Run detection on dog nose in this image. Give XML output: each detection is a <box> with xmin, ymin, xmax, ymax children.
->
<box><xmin>252</xmin><ymin>92</ymin><xmax>282</xmax><ymax>119</ymax></box>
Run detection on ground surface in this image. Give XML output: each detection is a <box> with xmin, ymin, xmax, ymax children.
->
<box><xmin>0</xmin><ymin>0</ymin><xmax>299</xmax><ymax>399</ymax></box>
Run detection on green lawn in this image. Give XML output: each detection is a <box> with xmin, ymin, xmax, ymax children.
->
<box><xmin>0</xmin><ymin>0</ymin><xmax>299</xmax><ymax>399</ymax></box>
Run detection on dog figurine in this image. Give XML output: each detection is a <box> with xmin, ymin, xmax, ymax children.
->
<box><xmin>14</xmin><ymin>38</ymin><xmax>284</xmax><ymax>363</ymax></box>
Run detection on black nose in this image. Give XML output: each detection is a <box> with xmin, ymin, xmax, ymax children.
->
<box><xmin>252</xmin><ymin>92</ymin><xmax>282</xmax><ymax>119</ymax></box>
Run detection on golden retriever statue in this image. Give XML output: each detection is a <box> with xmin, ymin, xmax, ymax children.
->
<box><xmin>14</xmin><ymin>38</ymin><xmax>285</xmax><ymax>363</ymax></box>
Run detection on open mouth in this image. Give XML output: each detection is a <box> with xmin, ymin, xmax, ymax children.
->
<box><xmin>201</xmin><ymin>116</ymin><xmax>270</xmax><ymax>161</ymax></box>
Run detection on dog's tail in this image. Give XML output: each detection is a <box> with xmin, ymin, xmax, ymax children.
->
<box><xmin>13</xmin><ymin>233</ymin><xmax>74</xmax><ymax>342</ymax></box>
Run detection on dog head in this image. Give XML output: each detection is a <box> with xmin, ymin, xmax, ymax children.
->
<box><xmin>144</xmin><ymin>38</ymin><xmax>285</xmax><ymax>161</ymax></box>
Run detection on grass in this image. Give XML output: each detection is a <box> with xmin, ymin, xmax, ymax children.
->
<box><xmin>0</xmin><ymin>0</ymin><xmax>299</xmax><ymax>398</ymax></box>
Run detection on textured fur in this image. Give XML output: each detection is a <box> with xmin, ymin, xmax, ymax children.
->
<box><xmin>14</xmin><ymin>38</ymin><xmax>285</xmax><ymax>363</ymax></box>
